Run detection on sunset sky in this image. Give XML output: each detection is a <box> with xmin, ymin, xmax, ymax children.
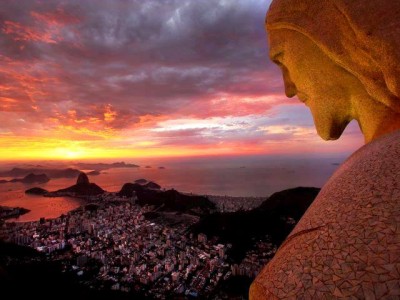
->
<box><xmin>0</xmin><ymin>0</ymin><xmax>364</xmax><ymax>161</ymax></box>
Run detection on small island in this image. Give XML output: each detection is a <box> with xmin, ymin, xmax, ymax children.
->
<box><xmin>11</xmin><ymin>173</ymin><xmax>50</xmax><ymax>184</ymax></box>
<box><xmin>25</xmin><ymin>187</ymin><xmax>49</xmax><ymax>195</ymax></box>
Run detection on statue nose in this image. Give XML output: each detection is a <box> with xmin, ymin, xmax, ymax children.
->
<box><xmin>282</xmin><ymin>67</ymin><xmax>297</xmax><ymax>97</ymax></box>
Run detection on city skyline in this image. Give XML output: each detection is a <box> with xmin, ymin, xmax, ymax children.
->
<box><xmin>0</xmin><ymin>0</ymin><xmax>363</xmax><ymax>161</ymax></box>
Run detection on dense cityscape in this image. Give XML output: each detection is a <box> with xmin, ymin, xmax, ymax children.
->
<box><xmin>0</xmin><ymin>189</ymin><xmax>277</xmax><ymax>299</ymax></box>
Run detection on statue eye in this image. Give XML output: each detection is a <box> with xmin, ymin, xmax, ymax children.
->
<box><xmin>271</xmin><ymin>51</ymin><xmax>284</xmax><ymax>66</ymax></box>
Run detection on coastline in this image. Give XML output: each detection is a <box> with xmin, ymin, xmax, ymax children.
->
<box><xmin>5</xmin><ymin>191</ymin><xmax>268</xmax><ymax>224</ymax></box>
<box><xmin>0</xmin><ymin>206</ymin><xmax>30</xmax><ymax>221</ymax></box>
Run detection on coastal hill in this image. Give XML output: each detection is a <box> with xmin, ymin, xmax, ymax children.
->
<box><xmin>50</xmin><ymin>172</ymin><xmax>105</xmax><ymax>196</ymax></box>
<box><xmin>117</xmin><ymin>183</ymin><xmax>144</xmax><ymax>197</ymax></box>
<box><xmin>144</xmin><ymin>181</ymin><xmax>161</xmax><ymax>190</ymax></box>
<box><xmin>117</xmin><ymin>180</ymin><xmax>215</xmax><ymax>214</ymax></box>
<box><xmin>116</xmin><ymin>179</ymin><xmax>163</xmax><ymax>198</ymax></box>
<box><xmin>257</xmin><ymin>187</ymin><xmax>319</xmax><ymax>220</ymax></box>
<box><xmin>137</xmin><ymin>189</ymin><xmax>215</xmax><ymax>214</ymax></box>
<box><xmin>191</xmin><ymin>187</ymin><xmax>320</xmax><ymax>261</ymax></box>
<box><xmin>132</xmin><ymin>179</ymin><xmax>161</xmax><ymax>190</ymax></box>
<box><xmin>135</xmin><ymin>179</ymin><xmax>147</xmax><ymax>184</ymax></box>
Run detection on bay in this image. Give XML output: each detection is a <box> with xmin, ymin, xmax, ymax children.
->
<box><xmin>0</xmin><ymin>155</ymin><xmax>346</xmax><ymax>222</ymax></box>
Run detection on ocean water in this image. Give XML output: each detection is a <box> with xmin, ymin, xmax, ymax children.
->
<box><xmin>0</xmin><ymin>155</ymin><xmax>347</xmax><ymax>222</ymax></box>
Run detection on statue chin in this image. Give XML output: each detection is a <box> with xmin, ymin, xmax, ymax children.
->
<box><xmin>316</xmin><ymin>125</ymin><xmax>346</xmax><ymax>141</ymax></box>
<box><xmin>318</xmin><ymin>132</ymin><xmax>340</xmax><ymax>141</ymax></box>
<box><xmin>314</xmin><ymin>118</ymin><xmax>349</xmax><ymax>141</ymax></box>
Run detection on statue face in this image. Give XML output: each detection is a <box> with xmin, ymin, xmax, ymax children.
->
<box><xmin>268</xmin><ymin>29</ymin><xmax>359</xmax><ymax>140</ymax></box>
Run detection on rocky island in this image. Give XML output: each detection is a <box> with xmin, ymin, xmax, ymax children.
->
<box><xmin>46</xmin><ymin>172</ymin><xmax>104</xmax><ymax>197</ymax></box>
<box><xmin>25</xmin><ymin>187</ymin><xmax>49</xmax><ymax>195</ymax></box>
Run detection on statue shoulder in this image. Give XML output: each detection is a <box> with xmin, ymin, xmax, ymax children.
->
<box><xmin>327</xmin><ymin>128</ymin><xmax>400</xmax><ymax>193</ymax></box>
<box><xmin>251</xmin><ymin>130</ymin><xmax>400</xmax><ymax>299</ymax></box>
<box><xmin>293</xmin><ymin>129</ymin><xmax>400</xmax><ymax>234</ymax></box>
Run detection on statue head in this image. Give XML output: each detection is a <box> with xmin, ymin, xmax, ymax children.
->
<box><xmin>266</xmin><ymin>0</ymin><xmax>400</xmax><ymax>142</ymax></box>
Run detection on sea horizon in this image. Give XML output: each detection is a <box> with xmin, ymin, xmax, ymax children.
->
<box><xmin>0</xmin><ymin>154</ymin><xmax>348</xmax><ymax>222</ymax></box>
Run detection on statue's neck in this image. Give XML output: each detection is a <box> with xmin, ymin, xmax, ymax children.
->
<box><xmin>353</xmin><ymin>96</ymin><xmax>400</xmax><ymax>143</ymax></box>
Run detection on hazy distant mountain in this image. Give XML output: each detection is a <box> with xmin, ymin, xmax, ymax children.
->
<box><xmin>75</xmin><ymin>162</ymin><xmax>139</xmax><ymax>171</ymax></box>
<box><xmin>0</xmin><ymin>163</ymin><xmax>138</xmax><ymax>180</ymax></box>
<box><xmin>10</xmin><ymin>173</ymin><xmax>50</xmax><ymax>184</ymax></box>
<box><xmin>0</xmin><ymin>168</ymin><xmax>80</xmax><ymax>179</ymax></box>
<box><xmin>1</xmin><ymin>173</ymin><xmax>50</xmax><ymax>184</ymax></box>
<box><xmin>87</xmin><ymin>170</ymin><xmax>101</xmax><ymax>175</ymax></box>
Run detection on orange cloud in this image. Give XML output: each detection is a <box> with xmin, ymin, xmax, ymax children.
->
<box><xmin>2</xmin><ymin>20</ymin><xmax>58</xmax><ymax>44</ymax></box>
<box><xmin>104</xmin><ymin>104</ymin><xmax>117</xmax><ymax>122</ymax></box>
<box><xmin>2</xmin><ymin>8</ymin><xmax>80</xmax><ymax>45</ymax></box>
<box><xmin>30</xmin><ymin>9</ymin><xmax>80</xmax><ymax>26</ymax></box>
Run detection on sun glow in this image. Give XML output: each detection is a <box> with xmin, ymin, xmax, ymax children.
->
<box><xmin>0</xmin><ymin>135</ymin><xmax>267</xmax><ymax>162</ymax></box>
<box><xmin>55</xmin><ymin>147</ymin><xmax>85</xmax><ymax>159</ymax></box>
